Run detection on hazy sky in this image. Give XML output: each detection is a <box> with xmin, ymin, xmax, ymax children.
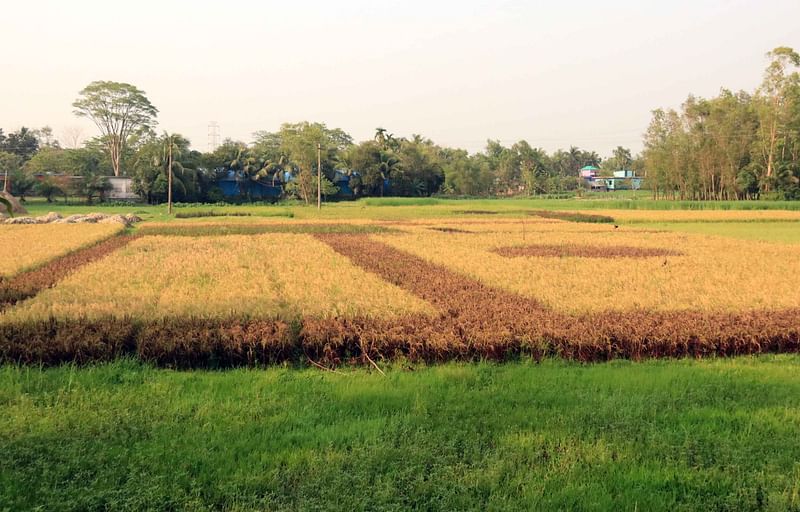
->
<box><xmin>2</xmin><ymin>0</ymin><xmax>799</xmax><ymax>156</ymax></box>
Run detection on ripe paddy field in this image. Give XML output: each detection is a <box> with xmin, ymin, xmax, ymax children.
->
<box><xmin>3</xmin><ymin>198</ymin><xmax>800</xmax><ymax>510</ymax></box>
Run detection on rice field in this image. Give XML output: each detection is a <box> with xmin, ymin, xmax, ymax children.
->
<box><xmin>375</xmin><ymin>221</ymin><xmax>800</xmax><ymax>313</ymax></box>
<box><xmin>1</xmin><ymin>224</ymin><xmax>123</xmax><ymax>277</ymax></box>
<box><xmin>2</xmin><ymin>205</ymin><xmax>800</xmax><ymax>366</ymax></box>
<box><xmin>3</xmin><ymin>234</ymin><xmax>434</xmax><ymax>322</ymax></box>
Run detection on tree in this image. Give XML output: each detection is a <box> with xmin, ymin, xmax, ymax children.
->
<box><xmin>61</xmin><ymin>126</ymin><xmax>85</xmax><ymax>149</ymax></box>
<box><xmin>0</xmin><ymin>127</ymin><xmax>39</xmax><ymax>161</ymax></box>
<box><xmin>0</xmin><ymin>152</ymin><xmax>21</xmax><ymax>193</ymax></box>
<box><xmin>32</xmin><ymin>126</ymin><xmax>60</xmax><ymax>149</ymax></box>
<box><xmin>8</xmin><ymin>168</ymin><xmax>36</xmax><ymax>201</ymax></box>
<box><xmin>611</xmin><ymin>146</ymin><xmax>632</xmax><ymax>170</ymax></box>
<box><xmin>755</xmin><ymin>47</ymin><xmax>800</xmax><ymax>185</ymax></box>
<box><xmin>513</xmin><ymin>142</ymin><xmax>550</xmax><ymax>195</ymax></box>
<box><xmin>644</xmin><ymin>89</ymin><xmax>761</xmax><ymax>200</ymax></box>
<box><xmin>73</xmin><ymin>174</ymin><xmax>112</xmax><ymax>204</ymax></box>
<box><xmin>345</xmin><ymin>141</ymin><xmax>384</xmax><ymax>196</ymax></box>
<box><xmin>73</xmin><ymin>81</ymin><xmax>159</xmax><ymax>177</ymax></box>
<box><xmin>0</xmin><ymin>150</ymin><xmax>36</xmax><ymax>199</ymax></box>
<box><xmin>279</xmin><ymin>122</ymin><xmax>350</xmax><ymax>204</ymax></box>
<box><xmin>133</xmin><ymin>133</ymin><xmax>202</xmax><ymax>204</ymax></box>
<box><xmin>252</xmin><ymin>131</ymin><xmax>290</xmax><ymax>187</ymax></box>
<box><xmin>34</xmin><ymin>177</ymin><xmax>65</xmax><ymax>203</ymax></box>
<box><xmin>24</xmin><ymin>148</ymin><xmax>74</xmax><ymax>175</ymax></box>
<box><xmin>393</xmin><ymin>136</ymin><xmax>444</xmax><ymax>196</ymax></box>
<box><xmin>442</xmin><ymin>148</ymin><xmax>493</xmax><ymax>196</ymax></box>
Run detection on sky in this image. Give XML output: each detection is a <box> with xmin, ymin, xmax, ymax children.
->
<box><xmin>2</xmin><ymin>0</ymin><xmax>799</xmax><ymax>156</ymax></box>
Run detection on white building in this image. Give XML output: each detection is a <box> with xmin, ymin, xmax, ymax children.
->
<box><xmin>106</xmin><ymin>176</ymin><xmax>140</xmax><ymax>201</ymax></box>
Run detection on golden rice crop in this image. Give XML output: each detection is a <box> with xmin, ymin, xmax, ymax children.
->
<box><xmin>374</xmin><ymin>224</ymin><xmax>800</xmax><ymax>313</ymax></box>
<box><xmin>1</xmin><ymin>224</ymin><xmax>123</xmax><ymax>277</ymax></box>
<box><xmin>143</xmin><ymin>217</ymin><xmax>382</xmax><ymax>228</ymax></box>
<box><xmin>2</xmin><ymin>234</ymin><xmax>435</xmax><ymax>322</ymax></box>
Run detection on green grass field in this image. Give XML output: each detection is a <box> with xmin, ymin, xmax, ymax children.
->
<box><xmin>2</xmin><ymin>357</ymin><xmax>800</xmax><ymax>511</ymax></box>
<box><xmin>19</xmin><ymin>195</ymin><xmax>800</xmax><ymax>224</ymax></box>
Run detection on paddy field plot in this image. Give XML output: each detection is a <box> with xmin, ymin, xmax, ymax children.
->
<box><xmin>2</xmin><ymin>234</ymin><xmax>434</xmax><ymax>322</ymax></box>
<box><xmin>1</xmin><ymin>224</ymin><xmax>123</xmax><ymax>277</ymax></box>
<box><xmin>375</xmin><ymin>220</ymin><xmax>800</xmax><ymax>313</ymax></box>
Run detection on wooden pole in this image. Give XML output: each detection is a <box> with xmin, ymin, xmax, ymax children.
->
<box><xmin>317</xmin><ymin>143</ymin><xmax>322</xmax><ymax>210</ymax></box>
<box><xmin>167</xmin><ymin>137</ymin><xmax>173</xmax><ymax>215</ymax></box>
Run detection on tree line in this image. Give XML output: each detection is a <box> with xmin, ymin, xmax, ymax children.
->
<box><xmin>643</xmin><ymin>47</ymin><xmax>800</xmax><ymax>200</ymax></box>
<box><xmin>0</xmin><ymin>118</ymin><xmax>630</xmax><ymax>204</ymax></box>
<box><xmin>0</xmin><ymin>81</ymin><xmax>635</xmax><ymax>204</ymax></box>
<box><xmin>2</xmin><ymin>45</ymin><xmax>797</xmax><ymax>204</ymax></box>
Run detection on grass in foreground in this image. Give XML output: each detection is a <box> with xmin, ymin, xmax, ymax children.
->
<box><xmin>2</xmin><ymin>357</ymin><xmax>799</xmax><ymax>511</ymax></box>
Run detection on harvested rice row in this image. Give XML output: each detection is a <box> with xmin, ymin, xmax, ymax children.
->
<box><xmin>1</xmin><ymin>306</ymin><xmax>797</xmax><ymax>367</ymax></box>
<box><xmin>492</xmin><ymin>244</ymin><xmax>682</xmax><ymax>258</ymax></box>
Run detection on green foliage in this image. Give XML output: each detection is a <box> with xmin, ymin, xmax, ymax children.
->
<box><xmin>0</xmin><ymin>151</ymin><xmax>22</xmax><ymax>182</ymax></box>
<box><xmin>276</xmin><ymin>122</ymin><xmax>348</xmax><ymax>204</ymax></box>
<box><xmin>23</xmin><ymin>147</ymin><xmax>73</xmax><ymax>175</ymax></box>
<box><xmin>0</xmin><ymin>127</ymin><xmax>39</xmax><ymax>161</ymax></box>
<box><xmin>8</xmin><ymin>168</ymin><xmax>36</xmax><ymax>200</ymax></box>
<box><xmin>33</xmin><ymin>177</ymin><xmax>65</xmax><ymax>202</ymax></box>
<box><xmin>442</xmin><ymin>148</ymin><xmax>493</xmax><ymax>196</ymax></box>
<box><xmin>74</xmin><ymin>174</ymin><xmax>112</xmax><ymax>204</ymax></box>
<box><xmin>3</xmin><ymin>357</ymin><xmax>800</xmax><ymax>510</ymax></box>
<box><xmin>644</xmin><ymin>46</ymin><xmax>800</xmax><ymax>200</ymax></box>
<box><xmin>132</xmin><ymin>133</ymin><xmax>209</xmax><ymax>204</ymax></box>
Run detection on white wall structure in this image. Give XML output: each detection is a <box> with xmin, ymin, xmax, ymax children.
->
<box><xmin>106</xmin><ymin>177</ymin><xmax>140</xmax><ymax>201</ymax></box>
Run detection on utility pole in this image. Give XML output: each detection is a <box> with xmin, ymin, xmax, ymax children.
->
<box><xmin>167</xmin><ymin>136</ymin><xmax>174</xmax><ymax>215</ymax></box>
<box><xmin>317</xmin><ymin>143</ymin><xmax>322</xmax><ymax>210</ymax></box>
